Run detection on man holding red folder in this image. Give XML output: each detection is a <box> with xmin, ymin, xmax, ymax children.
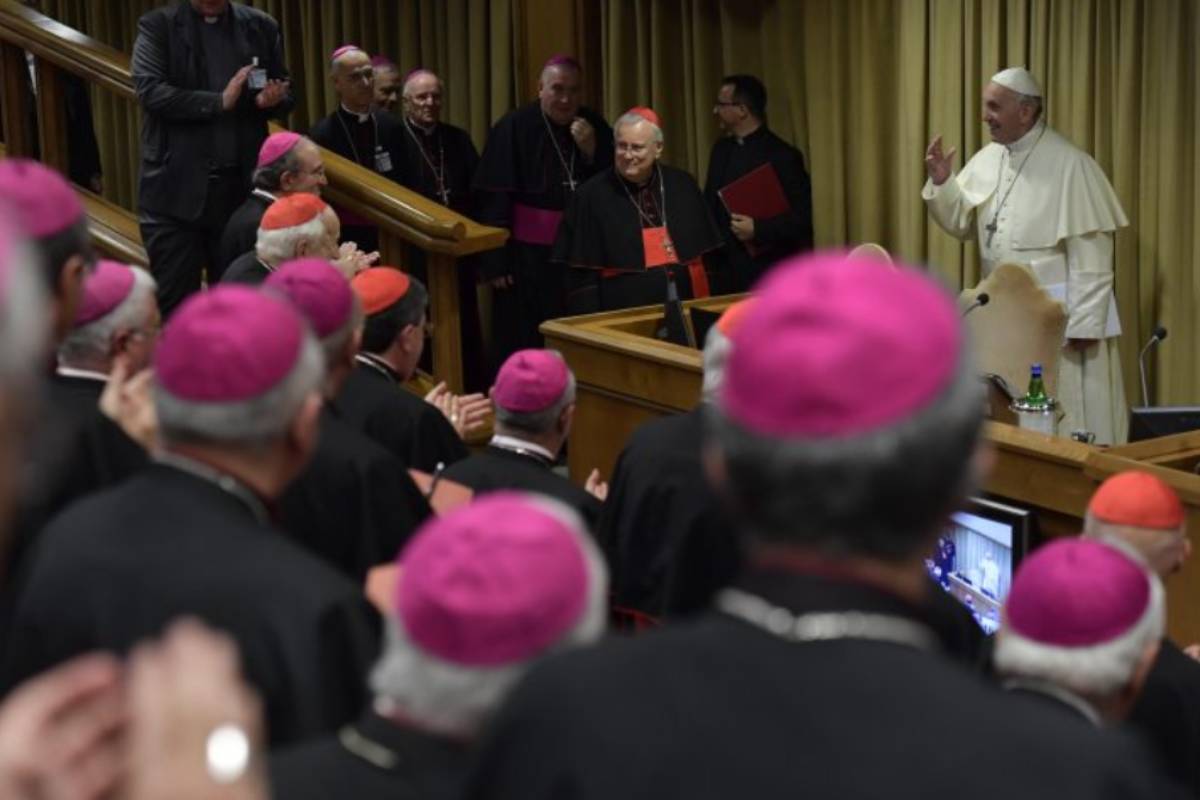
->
<box><xmin>704</xmin><ymin>75</ymin><xmax>813</xmax><ymax>292</ymax></box>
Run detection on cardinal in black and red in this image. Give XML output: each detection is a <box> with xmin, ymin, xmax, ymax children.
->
<box><xmin>553</xmin><ymin>107</ymin><xmax>722</xmax><ymax>314</ymax></box>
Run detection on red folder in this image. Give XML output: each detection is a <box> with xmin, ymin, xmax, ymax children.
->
<box><xmin>717</xmin><ymin>162</ymin><xmax>789</xmax><ymax>222</ymax></box>
<box><xmin>718</xmin><ymin>163</ymin><xmax>789</xmax><ymax>257</ymax></box>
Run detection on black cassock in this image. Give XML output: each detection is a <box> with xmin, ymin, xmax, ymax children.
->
<box><xmin>278</xmin><ymin>405</ymin><xmax>432</xmax><ymax>582</ymax></box>
<box><xmin>269</xmin><ymin>709</ymin><xmax>469</xmax><ymax>800</ymax></box>
<box><xmin>336</xmin><ymin>356</ymin><xmax>467</xmax><ymax>473</ymax></box>
<box><xmin>554</xmin><ymin>165</ymin><xmax>723</xmax><ymax>314</ymax></box>
<box><xmin>1128</xmin><ymin>638</ymin><xmax>1200</xmax><ymax>795</ymax></box>
<box><xmin>1</xmin><ymin>463</ymin><xmax>380</xmax><ymax>746</ymax></box>
<box><xmin>217</xmin><ymin>189</ymin><xmax>275</xmax><ymax>279</ymax></box>
<box><xmin>460</xmin><ymin>567</ymin><xmax>1185</xmax><ymax>800</ymax></box>
<box><xmin>474</xmin><ymin>101</ymin><xmax>614</xmax><ymax>365</ymax></box>
<box><xmin>5</xmin><ymin>373</ymin><xmax>147</xmax><ymax>578</ymax></box>
<box><xmin>442</xmin><ymin>446</ymin><xmax>601</xmax><ymax>531</ymax></box>
<box><xmin>394</xmin><ymin>118</ymin><xmax>487</xmax><ymax>391</ymax></box>
<box><xmin>309</xmin><ymin>108</ymin><xmax>407</xmax><ymax>252</ymax></box>
<box><xmin>220</xmin><ymin>251</ymin><xmax>272</xmax><ymax>285</ymax></box>
<box><xmin>703</xmin><ymin>126</ymin><xmax>813</xmax><ymax>292</ymax></box>
<box><xmin>598</xmin><ymin>407</ymin><xmax>736</xmax><ymax>619</ymax></box>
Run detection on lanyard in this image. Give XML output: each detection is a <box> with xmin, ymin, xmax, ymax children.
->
<box><xmin>403</xmin><ymin>117</ymin><xmax>450</xmax><ymax>206</ymax></box>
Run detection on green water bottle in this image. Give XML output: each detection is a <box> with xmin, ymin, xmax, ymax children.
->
<box><xmin>1024</xmin><ymin>363</ymin><xmax>1048</xmax><ymax>408</ymax></box>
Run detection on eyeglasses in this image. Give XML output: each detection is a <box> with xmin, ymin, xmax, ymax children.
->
<box><xmin>713</xmin><ymin>101</ymin><xmax>742</xmax><ymax>109</ymax></box>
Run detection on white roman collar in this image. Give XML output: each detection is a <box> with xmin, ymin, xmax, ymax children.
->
<box><xmin>55</xmin><ymin>365</ymin><xmax>109</xmax><ymax>383</ymax></box>
<box><xmin>490</xmin><ymin>434</ymin><xmax>557</xmax><ymax>463</ymax></box>
<box><xmin>341</xmin><ymin>104</ymin><xmax>372</xmax><ymax>124</ymax></box>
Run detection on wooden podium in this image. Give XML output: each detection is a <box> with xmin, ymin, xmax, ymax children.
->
<box><xmin>543</xmin><ymin>297</ymin><xmax>1200</xmax><ymax>644</ymax></box>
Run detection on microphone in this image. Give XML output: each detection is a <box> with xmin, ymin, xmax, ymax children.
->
<box><xmin>962</xmin><ymin>292</ymin><xmax>990</xmax><ymax>317</ymax></box>
<box><xmin>1138</xmin><ymin>325</ymin><xmax>1168</xmax><ymax>407</ymax></box>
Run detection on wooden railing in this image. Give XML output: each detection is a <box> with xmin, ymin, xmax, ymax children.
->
<box><xmin>0</xmin><ymin>0</ymin><xmax>506</xmax><ymax>392</ymax></box>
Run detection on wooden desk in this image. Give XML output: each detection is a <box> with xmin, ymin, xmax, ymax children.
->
<box><xmin>545</xmin><ymin>298</ymin><xmax>1200</xmax><ymax>643</ymax></box>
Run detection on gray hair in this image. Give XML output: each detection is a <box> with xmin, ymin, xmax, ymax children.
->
<box><xmin>154</xmin><ymin>332</ymin><xmax>325</xmax><ymax>447</ymax></box>
<box><xmin>255</xmin><ymin>210</ymin><xmax>332</xmax><ymax>267</ymax></box>
<box><xmin>700</xmin><ymin>325</ymin><xmax>732</xmax><ymax>402</ymax></box>
<box><xmin>494</xmin><ymin>371</ymin><xmax>577</xmax><ymax>436</ymax></box>
<box><xmin>707</xmin><ymin>348</ymin><xmax>985</xmax><ymax>561</ymax></box>
<box><xmin>58</xmin><ymin>268</ymin><xmax>157</xmax><ymax>368</ymax></box>
<box><xmin>1016</xmin><ymin>91</ymin><xmax>1044</xmax><ymax>122</ymax></box>
<box><xmin>613</xmin><ymin>112</ymin><xmax>663</xmax><ymax>144</ymax></box>
<box><xmin>0</xmin><ymin>234</ymin><xmax>48</xmax><ymax>384</ymax></box>
<box><xmin>369</xmin><ymin>498</ymin><xmax>608</xmax><ymax>737</ymax></box>
<box><xmin>994</xmin><ymin>566</ymin><xmax>1164</xmax><ymax>696</ymax></box>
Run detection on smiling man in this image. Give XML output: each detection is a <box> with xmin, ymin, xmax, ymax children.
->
<box><xmin>553</xmin><ymin>107</ymin><xmax>721</xmax><ymax>314</ymax></box>
<box><xmin>922</xmin><ymin>67</ymin><xmax>1129</xmax><ymax>444</ymax></box>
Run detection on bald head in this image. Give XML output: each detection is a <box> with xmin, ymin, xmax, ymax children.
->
<box><xmin>403</xmin><ymin>70</ymin><xmax>443</xmax><ymax>128</ymax></box>
<box><xmin>331</xmin><ymin>48</ymin><xmax>374</xmax><ymax>113</ymax></box>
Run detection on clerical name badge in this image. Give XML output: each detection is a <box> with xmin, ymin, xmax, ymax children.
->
<box><xmin>642</xmin><ymin>226</ymin><xmax>676</xmax><ymax>268</ymax></box>
<box><xmin>374</xmin><ymin>148</ymin><xmax>393</xmax><ymax>174</ymax></box>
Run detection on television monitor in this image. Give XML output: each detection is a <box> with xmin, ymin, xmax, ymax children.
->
<box><xmin>926</xmin><ymin>496</ymin><xmax>1037</xmax><ymax>635</ymax></box>
<box><xmin>1129</xmin><ymin>406</ymin><xmax>1200</xmax><ymax>442</ymax></box>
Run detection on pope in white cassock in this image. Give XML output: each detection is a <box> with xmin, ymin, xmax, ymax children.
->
<box><xmin>923</xmin><ymin>67</ymin><xmax>1129</xmax><ymax>444</ymax></box>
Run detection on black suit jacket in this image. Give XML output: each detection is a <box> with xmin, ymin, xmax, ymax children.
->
<box><xmin>462</xmin><ymin>568</ymin><xmax>1187</xmax><ymax>800</ymax></box>
<box><xmin>132</xmin><ymin>2</ymin><xmax>293</xmax><ymax>221</ymax></box>
<box><xmin>1</xmin><ymin>464</ymin><xmax>380</xmax><ymax>747</ymax></box>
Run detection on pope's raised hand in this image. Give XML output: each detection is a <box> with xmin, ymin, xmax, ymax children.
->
<box><xmin>925</xmin><ymin>135</ymin><xmax>956</xmax><ymax>186</ymax></box>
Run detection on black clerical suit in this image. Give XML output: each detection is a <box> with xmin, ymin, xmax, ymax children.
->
<box><xmin>5</xmin><ymin>370</ymin><xmax>147</xmax><ymax>580</ymax></box>
<box><xmin>217</xmin><ymin>188</ymin><xmax>275</xmax><ymax>277</ymax></box>
<box><xmin>309</xmin><ymin>107</ymin><xmax>406</xmax><ymax>253</ymax></box>
<box><xmin>554</xmin><ymin>164</ymin><xmax>723</xmax><ymax>314</ymax></box>
<box><xmin>279</xmin><ymin>405</ymin><xmax>432</xmax><ymax>582</ymax></box>
<box><xmin>442</xmin><ymin>443</ymin><xmax>601</xmax><ymax>531</ymax></box>
<box><xmin>599</xmin><ymin>407</ymin><xmax>736</xmax><ymax>619</ymax></box>
<box><xmin>474</xmin><ymin>102</ymin><xmax>614</xmax><ymax>366</ymax></box>
<box><xmin>133</xmin><ymin>2</ymin><xmax>293</xmax><ymax>317</ymax></box>
<box><xmin>1128</xmin><ymin>638</ymin><xmax>1200</xmax><ymax>796</ymax></box>
<box><xmin>220</xmin><ymin>250</ymin><xmax>272</xmax><ymax>285</ymax></box>
<box><xmin>394</xmin><ymin>117</ymin><xmax>487</xmax><ymax>390</ymax></box>
<box><xmin>269</xmin><ymin>708</ymin><xmax>469</xmax><ymax>800</ymax></box>
<box><xmin>336</xmin><ymin>354</ymin><xmax>468</xmax><ymax>473</ymax></box>
<box><xmin>704</xmin><ymin>126</ymin><xmax>813</xmax><ymax>292</ymax></box>
<box><xmin>461</xmin><ymin>566</ymin><xmax>1186</xmax><ymax>800</ymax></box>
<box><xmin>1</xmin><ymin>461</ymin><xmax>380</xmax><ymax>747</ymax></box>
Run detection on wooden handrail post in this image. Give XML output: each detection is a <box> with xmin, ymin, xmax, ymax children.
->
<box><xmin>33</xmin><ymin>56</ymin><xmax>67</xmax><ymax>173</ymax></box>
<box><xmin>0</xmin><ymin>43</ymin><xmax>34</xmax><ymax>157</ymax></box>
<box><xmin>426</xmin><ymin>252</ymin><xmax>465</xmax><ymax>394</ymax></box>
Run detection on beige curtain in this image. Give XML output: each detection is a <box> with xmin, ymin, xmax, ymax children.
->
<box><xmin>36</xmin><ymin>0</ymin><xmax>519</xmax><ymax>211</ymax></box>
<box><xmin>598</xmin><ymin>0</ymin><xmax>1200</xmax><ymax>406</ymax></box>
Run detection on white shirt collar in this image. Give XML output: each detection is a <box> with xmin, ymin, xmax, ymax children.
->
<box><xmin>55</xmin><ymin>365</ymin><xmax>110</xmax><ymax>383</ymax></box>
<box><xmin>1006</xmin><ymin>119</ymin><xmax>1045</xmax><ymax>155</ymax></box>
<box><xmin>251</xmin><ymin>188</ymin><xmax>277</xmax><ymax>203</ymax></box>
<box><xmin>341</xmin><ymin>104</ymin><xmax>372</xmax><ymax>124</ymax></box>
<box><xmin>490</xmin><ymin>434</ymin><xmax>557</xmax><ymax>463</ymax></box>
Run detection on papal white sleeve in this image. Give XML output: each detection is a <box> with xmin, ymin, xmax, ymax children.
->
<box><xmin>1064</xmin><ymin>231</ymin><xmax>1114</xmax><ymax>340</ymax></box>
<box><xmin>922</xmin><ymin>175</ymin><xmax>976</xmax><ymax>242</ymax></box>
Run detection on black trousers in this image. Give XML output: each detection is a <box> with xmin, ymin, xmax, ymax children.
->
<box><xmin>139</xmin><ymin>172</ymin><xmax>246</xmax><ymax>318</ymax></box>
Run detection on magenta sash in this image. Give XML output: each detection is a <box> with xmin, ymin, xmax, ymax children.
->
<box><xmin>511</xmin><ymin>203</ymin><xmax>563</xmax><ymax>246</ymax></box>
